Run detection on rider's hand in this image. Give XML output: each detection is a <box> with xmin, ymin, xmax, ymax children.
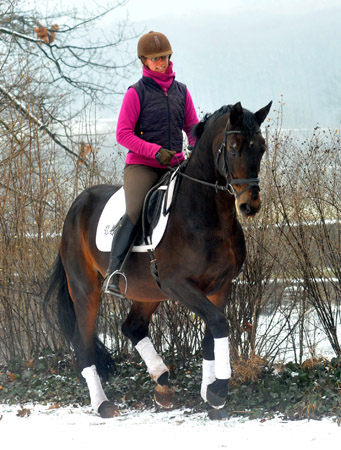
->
<box><xmin>155</xmin><ymin>148</ymin><xmax>176</xmax><ymax>166</ymax></box>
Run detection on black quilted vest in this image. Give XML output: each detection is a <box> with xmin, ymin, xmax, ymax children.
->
<box><xmin>131</xmin><ymin>77</ymin><xmax>187</xmax><ymax>151</ymax></box>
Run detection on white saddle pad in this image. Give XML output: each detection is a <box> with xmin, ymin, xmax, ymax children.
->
<box><xmin>96</xmin><ymin>172</ymin><xmax>178</xmax><ymax>253</ymax></box>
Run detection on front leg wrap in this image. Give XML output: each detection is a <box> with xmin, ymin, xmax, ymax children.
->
<box><xmin>135</xmin><ymin>337</ymin><xmax>169</xmax><ymax>382</ymax></box>
<box><xmin>214</xmin><ymin>337</ymin><xmax>231</xmax><ymax>379</ymax></box>
<box><xmin>203</xmin><ymin>337</ymin><xmax>231</xmax><ymax>409</ymax></box>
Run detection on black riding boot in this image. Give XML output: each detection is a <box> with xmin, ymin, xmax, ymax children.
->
<box><xmin>103</xmin><ymin>214</ymin><xmax>137</xmax><ymax>298</ymax></box>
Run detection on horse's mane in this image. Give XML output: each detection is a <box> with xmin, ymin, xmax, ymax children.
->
<box><xmin>192</xmin><ymin>104</ymin><xmax>259</xmax><ymax>143</ymax></box>
<box><xmin>192</xmin><ymin>105</ymin><xmax>232</xmax><ymax>141</ymax></box>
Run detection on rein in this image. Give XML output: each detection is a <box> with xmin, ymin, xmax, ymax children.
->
<box><xmin>175</xmin><ymin>125</ymin><xmax>261</xmax><ymax>197</ymax></box>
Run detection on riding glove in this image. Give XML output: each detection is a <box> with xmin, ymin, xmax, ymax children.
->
<box><xmin>155</xmin><ymin>148</ymin><xmax>176</xmax><ymax>166</ymax></box>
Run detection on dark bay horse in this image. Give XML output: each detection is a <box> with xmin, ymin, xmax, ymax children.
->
<box><xmin>44</xmin><ymin>101</ymin><xmax>272</xmax><ymax>418</ymax></box>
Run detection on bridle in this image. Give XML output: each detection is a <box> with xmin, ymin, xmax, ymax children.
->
<box><xmin>177</xmin><ymin>121</ymin><xmax>262</xmax><ymax>198</ymax></box>
<box><xmin>215</xmin><ymin>125</ymin><xmax>262</xmax><ymax>197</ymax></box>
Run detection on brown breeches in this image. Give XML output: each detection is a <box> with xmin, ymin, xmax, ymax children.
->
<box><xmin>124</xmin><ymin>164</ymin><xmax>168</xmax><ymax>225</ymax></box>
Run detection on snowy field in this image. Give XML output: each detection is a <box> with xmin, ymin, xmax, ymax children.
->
<box><xmin>0</xmin><ymin>404</ymin><xmax>339</xmax><ymax>450</ymax></box>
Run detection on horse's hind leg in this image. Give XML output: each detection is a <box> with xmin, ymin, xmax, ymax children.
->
<box><xmin>122</xmin><ymin>300</ymin><xmax>173</xmax><ymax>408</ymax></box>
<box><xmin>65</xmin><ymin>264</ymin><xmax>118</xmax><ymax>418</ymax></box>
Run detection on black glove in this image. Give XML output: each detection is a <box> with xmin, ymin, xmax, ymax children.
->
<box><xmin>155</xmin><ymin>148</ymin><xmax>176</xmax><ymax>166</ymax></box>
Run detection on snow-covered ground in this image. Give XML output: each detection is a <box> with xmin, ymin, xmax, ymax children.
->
<box><xmin>0</xmin><ymin>404</ymin><xmax>339</xmax><ymax>450</ymax></box>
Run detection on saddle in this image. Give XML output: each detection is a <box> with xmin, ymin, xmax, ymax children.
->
<box><xmin>95</xmin><ymin>163</ymin><xmax>186</xmax><ymax>255</ymax></box>
<box><xmin>139</xmin><ymin>170</ymin><xmax>176</xmax><ymax>245</ymax></box>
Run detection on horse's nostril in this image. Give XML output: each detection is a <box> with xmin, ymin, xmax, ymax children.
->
<box><xmin>240</xmin><ymin>203</ymin><xmax>251</xmax><ymax>215</ymax></box>
<box><xmin>239</xmin><ymin>201</ymin><xmax>261</xmax><ymax>217</ymax></box>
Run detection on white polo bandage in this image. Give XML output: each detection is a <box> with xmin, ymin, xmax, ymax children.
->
<box><xmin>200</xmin><ymin>359</ymin><xmax>215</xmax><ymax>402</ymax></box>
<box><xmin>214</xmin><ymin>337</ymin><xmax>231</xmax><ymax>379</ymax></box>
<box><xmin>81</xmin><ymin>365</ymin><xmax>108</xmax><ymax>413</ymax></box>
<box><xmin>135</xmin><ymin>337</ymin><xmax>169</xmax><ymax>382</ymax></box>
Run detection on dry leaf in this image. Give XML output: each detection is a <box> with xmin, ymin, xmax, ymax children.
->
<box><xmin>48</xmin><ymin>403</ymin><xmax>61</xmax><ymax>410</ymax></box>
<box><xmin>16</xmin><ymin>408</ymin><xmax>31</xmax><ymax>418</ymax></box>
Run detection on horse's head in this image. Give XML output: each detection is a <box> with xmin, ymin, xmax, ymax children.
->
<box><xmin>213</xmin><ymin>101</ymin><xmax>272</xmax><ymax>217</ymax></box>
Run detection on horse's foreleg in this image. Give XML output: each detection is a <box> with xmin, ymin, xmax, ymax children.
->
<box><xmin>122</xmin><ymin>301</ymin><xmax>173</xmax><ymax>408</ymax></box>
<box><xmin>201</xmin><ymin>328</ymin><xmax>215</xmax><ymax>402</ymax></box>
<box><xmin>164</xmin><ymin>282</ymin><xmax>231</xmax><ymax>409</ymax></box>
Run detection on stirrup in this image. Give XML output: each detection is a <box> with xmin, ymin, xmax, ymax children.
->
<box><xmin>103</xmin><ymin>270</ymin><xmax>128</xmax><ymax>298</ymax></box>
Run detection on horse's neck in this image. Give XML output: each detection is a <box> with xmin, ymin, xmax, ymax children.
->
<box><xmin>176</xmin><ymin>144</ymin><xmax>237</xmax><ymax>230</ymax></box>
<box><xmin>186</xmin><ymin>139</ymin><xmax>214</xmax><ymax>180</ymax></box>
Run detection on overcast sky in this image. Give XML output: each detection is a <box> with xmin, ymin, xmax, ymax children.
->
<box><xmin>47</xmin><ymin>0</ymin><xmax>341</xmax><ymax>22</ymax></box>
<box><xmin>119</xmin><ymin>0</ymin><xmax>341</xmax><ymax>20</ymax></box>
<box><xmin>40</xmin><ymin>0</ymin><xmax>341</xmax><ymax>128</ymax></box>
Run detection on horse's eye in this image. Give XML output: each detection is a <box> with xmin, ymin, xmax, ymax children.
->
<box><xmin>229</xmin><ymin>144</ymin><xmax>237</xmax><ymax>157</ymax></box>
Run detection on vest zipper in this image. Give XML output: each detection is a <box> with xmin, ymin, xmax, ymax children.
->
<box><xmin>165</xmin><ymin>92</ymin><xmax>171</xmax><ymax>149</ymax></box>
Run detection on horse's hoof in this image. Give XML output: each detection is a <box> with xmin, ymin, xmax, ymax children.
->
<box><xmin>98</xmin><ymin>401</ymin><xmax>120</xmax><ymax>418</ymax></box>
<box><xmin>206</xmin><ymin>379</ymin><xmax>228</xmax><ymax>409</ymax></box>
<box><xmin>208</xmin><ymin>408</ymin><xmax>229</xmax><ymax>420</ymax></box>
<box><xmin>154</xmin><ymin>384</ymin><xmax>174</xmax><ymax>409</ymax></box>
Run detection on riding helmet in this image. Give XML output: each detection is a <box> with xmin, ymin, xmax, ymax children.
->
<box><xmin>137</xmin><ymin>31</ymin><xmax>173</xmax><ymax>59</ymax></box>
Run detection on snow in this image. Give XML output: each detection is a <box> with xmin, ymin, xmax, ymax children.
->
<box><xmin>0</xmin><ymin>404</ymin><xmax>339</xmax><ymax>450</ymax></box>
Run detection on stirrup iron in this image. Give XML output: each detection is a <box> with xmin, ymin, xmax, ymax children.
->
<box><xmin>103</xmin><ymin>270</ymin><xmax>128</xmax><ymax>298</ymax></box>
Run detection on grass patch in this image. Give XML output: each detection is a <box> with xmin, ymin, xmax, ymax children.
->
<box><xmin>0</xmin><ymin>350</ymin><xmax>340</xmax><ymax>420</ymax></box>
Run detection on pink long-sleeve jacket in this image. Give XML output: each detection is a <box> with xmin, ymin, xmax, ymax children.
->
<box><xmin>116</xmin><ymin>62</ymin><xmax>199</xmax><ymax>169</ymax></box>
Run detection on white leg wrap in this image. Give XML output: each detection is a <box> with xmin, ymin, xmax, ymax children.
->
<box><xmin>214</xmin><ymin>337</ymin><xmax>231</xmax><ymax>379</ymax></box>
<box><xmin>200</xmin><ymin>359</ymin><xmax>215</xmax><ymax>402</ymax></box>
<box><xmin>81</xmin><ymin>365</ymin><xmax>108</xmax><ymax>413</ymax></box>
<box><xmin>135</xmin><ymin>337</ymin><xmax>169</xmax><ymax>382</ymax></box>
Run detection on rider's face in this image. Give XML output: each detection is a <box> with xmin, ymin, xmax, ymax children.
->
<box><xmin>144</xmin><ymin>55</ymin><xmax>170</xmax><ymax>73</ymax></box>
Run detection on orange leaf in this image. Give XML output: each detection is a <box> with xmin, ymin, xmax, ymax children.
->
<box><xmin>7</xmin><ymin>372</ymin><xmax>16</xmax><ymax>382</ymax></box>
<box><xmin>48</xmin><ymin>403</ymin><xmax>61</xmax><ymax>410</ymax></box>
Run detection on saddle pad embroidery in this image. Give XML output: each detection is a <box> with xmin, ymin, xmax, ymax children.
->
<box><xmin>95</xmin><ymin>173</ymin><xmax>177</xmax><ymax>253</ymax></box>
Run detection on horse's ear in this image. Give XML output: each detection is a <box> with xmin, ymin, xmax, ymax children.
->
<box><xmin>254</xmin><ymin>101</ymin><xmax>272</xmax><ymax>126</ymax></box>
<box><xmin>229</xmin><ymin>102</ymin><xmax>244</xmax><ymax>128</ymax></box>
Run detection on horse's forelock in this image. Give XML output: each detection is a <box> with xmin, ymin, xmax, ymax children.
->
<box><xmin>242</xmin><ymin>109</ymin><xmax>261</xmax><ymax>136</ymax></box>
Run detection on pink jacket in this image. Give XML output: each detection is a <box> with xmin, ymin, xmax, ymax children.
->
<box><xmin>116</xmin><ymin>62</ymin><xmax>199</xmax><ymax>168</ymax></box>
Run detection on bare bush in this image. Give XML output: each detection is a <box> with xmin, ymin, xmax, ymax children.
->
<box><xmin>1</xmin><ymin>85</ymin><xmax>340</xmax><ymax>368</ymax></box>
<box><xmin>0</xmin><ymin>0</ymin><xmax>131</xmax><ymax>364</ymax></box>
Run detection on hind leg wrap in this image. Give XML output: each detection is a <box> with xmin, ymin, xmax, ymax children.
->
<box><xmin>135</xmin><ymin>337</ymin><xmax>168</xmax><ymax>382</ymax></box>
<box><xmin>82</xmin><ymin>365</ymin><xmax>108</xmax><ymax>413</ymax></box>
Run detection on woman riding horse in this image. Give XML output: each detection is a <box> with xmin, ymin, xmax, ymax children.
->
<box><xmin>44</xmin><ymin>99</ymin><xmax>271</xmax><ymax>418</ymax></box>
<box><xmin>103</xmin><ymin>31</ymin><xmax>199</xmax><ymax>297</ymax></box>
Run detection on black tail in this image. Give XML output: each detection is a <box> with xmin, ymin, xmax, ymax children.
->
<box><xmin>43</xmin><ymin>253</ymin><xmax>116</xmax><ymax>380</ymax></box>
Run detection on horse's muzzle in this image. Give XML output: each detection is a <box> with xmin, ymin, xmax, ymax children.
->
<box><xmin>237</xmin><ymin>188</ymin><xmax>262</xmax><ymax>217</ymax></box>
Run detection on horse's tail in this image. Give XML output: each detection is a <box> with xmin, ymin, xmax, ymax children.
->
<box><xmin>43</xmin><ymin>252</ymin><xmax>75</xmax><ymax>342</ymax></box>
<box><xmin>43</xmin><ymin>252</ymin><xmax>116</xmax><ymax>380</ymax></box>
